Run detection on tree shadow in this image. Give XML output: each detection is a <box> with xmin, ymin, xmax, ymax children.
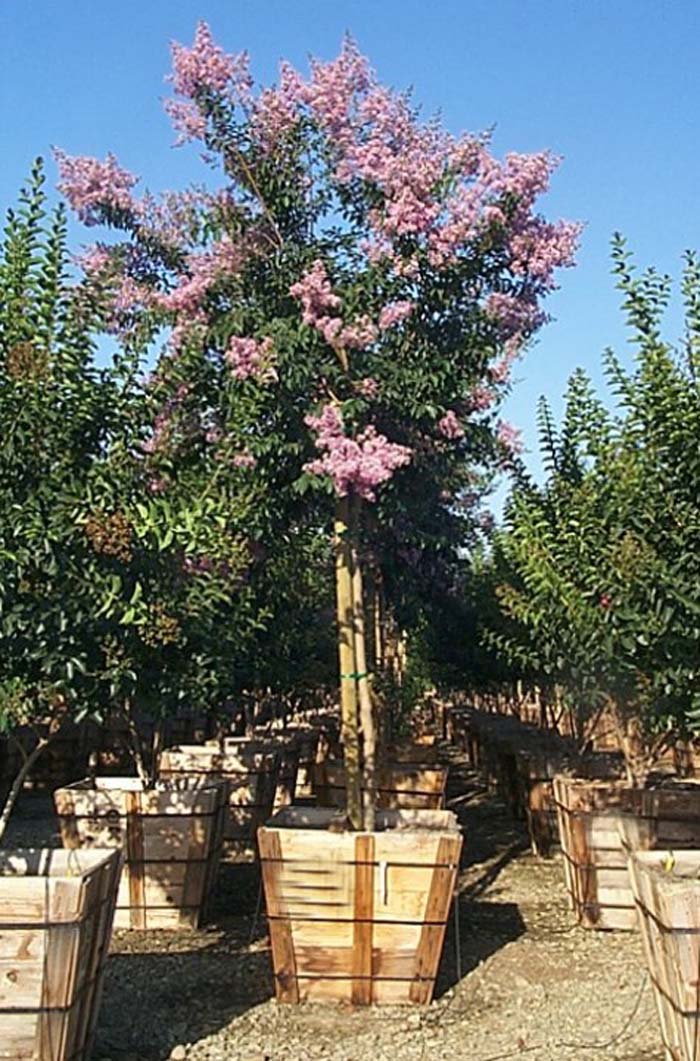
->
<box><xmin>94</xmin><ymin>933</ymin><xmax>273</xmax><ymax>1060</ymax></box>
<box><xmin>94</xmin><ymin>858</ymin><xmax>273</xmax><ymax>1060</ymax></box>
<box><xmin>436</xmin><ymin>895</ymin><xmax>526</xmax><ymax>997</ymax></box>
<box><xmin>434</xmin><ymin>757</ymin><xmax>530</xmax><ymax>998</ymax></box>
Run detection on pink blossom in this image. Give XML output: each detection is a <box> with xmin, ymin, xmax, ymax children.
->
<box><xmin>496</xmin><ymin>420</ymin><xmax>524</xmax><ymax>455</ymax></box>
<box><xmin>225</xmin><ymin>336</ymin><xmax>276</xmax><ymax>381</ymax></box>
<box><xmin>484</xmin><ymin>292</ymin><xmax>545</xmax><ymax>338</ymax></box>
<box><xmin>290</xmin><ymin>259</ymin><xmax>341</xmax><ymax>324</ymax></box>
<box><xmin>111</xmin><ymin>276</ymin><xmax>152</xmax><ymax>316</ymax></box>
<box><xmin>290</xmin><ymin>261</ymin><xmax>382</xmax><ymax>349</ymax></box>
<box><xmin>468</xmin><ymin>385</ymin><xmax>497</xmax><ymax>412</ymax></box>
<box><xmin>77</xmin><ymin>244</ymin><xmax>112</xmax><ymax>276</ymax></box>
<box><xmin>438</xmin><ymin>410</ymin><xmax>464</xmax><ymax>440</ymax></box>
<box><xmin>509</xmin><ymin>219</ymin><xmax>582</xmax><ymax>286</ymax></box>
<box><xmin>503</xmin><ymin>152</ymin><xmax>559</xmax><ymax>209</ymax></box>
<box><xmin>233</xmin><ymin>450</ymin><xmax>257</xmax><ymax>469</ymax></box>
<box><xmin>378</xmin><ymin>300</ymin><xmax>413</xmax><ymax>330</ymax></box>
<box><xmin>304</xmin><ymin>404</ymin><xmax>411</xmax><ymax>501</ymax></box>
<box><xmin>339</xmin><ymin>315</ymin><xmax>378</xmax><ymax>349</ymax></box>
<box><xmin>164</xmin><ymin>99</ymin><xmax>208</xmax><ymax>144</ymax></box>
<box><xmin>306</xmin><ymin>37</ymin><xmax>371</xmax><ymax>150</ymax></box>
<box><xmin>355</xmin><ymin>377</ymin><xmax>379</xmax><ymax>399</ymax></box>
<box><xmin>158</xmin><ymin>236</ymin><xmax>248</xmax><ymax>313</ymax></box>
<box><xmin>147</xmin><ymin>476</ymin><xmax>169</xmax><ymax>494</ymax></box>
<box><xmin>290</xmin><ymin>259</ymin><xmax>347</xmax><ymax>345</ymax></box>
<box><xmin>169</xmin><ymin>21</ymin><xmax>251</xmax><ymax>101</ymax></box>
<box><xmin>251</xmin><ymin>61</ymin><xmax>305</xmax><ymax>149</ymax></box>
<box><xmin>205</xmin><ymin>427</ymin><xmax>223</xmax><ymax>444</ymax></box>
<box><xmin>54</xmin><ymin>150</ymin><xmax>140</xmax><ymax>225</ymax></box>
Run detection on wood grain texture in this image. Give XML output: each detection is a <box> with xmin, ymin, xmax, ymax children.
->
<box><xmin>554</xmin><ymin>776</ymin><xmax>700</xmax><ymax>932</ymax></box>
<box><xmin>161</xmin><ymin>743</ymin><xmax>279</xmax><ymax>842</ymax></box>
<box><xmin>54</xmin><ymin>778</ymin><xmax>225</xmax><ymax>931</ymax></box>
<box><xmin>258</xmin><ymin>829</ymin><xmax>299</xmax><ymax>1004</ymax></box>
<box><xmin>258</xmin><ymin>807</ymin><xmax>462</xmax><ymax>1006</ymax></box>
<box><xmin>0</xmin><ymin>848</ymin><xmax>121</xmax><ymax>1061</ymax></box>
<box><xmin>627</xmin><ymin>850</ymin><xmax>700</xmax><ymax>1061</ymax></box>
<box><xmin>351</xmin><ymin>835</ymin><xmax>375</xmax><ymax>1005</ymax></box>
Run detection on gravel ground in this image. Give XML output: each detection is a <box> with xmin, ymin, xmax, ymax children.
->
<box><xmin>6</xmin><ymin>754</ymin><xmax>666</xmax><ymax>1061</ymax></box>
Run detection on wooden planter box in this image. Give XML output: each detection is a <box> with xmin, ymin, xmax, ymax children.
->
<box><xmin>554</xmin><ymin>776</ymin><xmax>700</xmax><ymax>930</ymax></box>
<box><xmin>280</xmin><ymin>726</ymin><xmax>323</xmax><ymax>798</ymax></box>
<box><xmin>160</xmin><ymin>741</ymin><xmax>279</xmax><ymax>845</ymax></box>
<box><xmin>250</xmin><ymin>733</ymin><xmax>301</xmax><ymax>809</ymax></box>
<box><xmin>0</xmin><ymin>847</ymin><xmax>121</xmax><ymax>1060</ymax></box>
<box><xmin>258</xmin><ymin>807</ymin><xmax>462</xmax><ymax>1005</ymax></box>
<box><xmin>313</xmin><ymin>760</ymin><xmax>447</xmax><ymax>810</ymax></box>
<box><xmin>54</xmin><ymin>777</ymin><xmax>226</xmax><ymax>930</ymax></box>
<box><xmin>517</xmin><ymin>748</ymin><xmax>623</xmax><ymax>858</ymax></box>
<box><xmin>385</xmin><ymin>738</ymin><xmax>440</xmax><ymax>765</ymax></box>
<box><xmin>626</xmin><ymin>849</ymin><xmax>700</xmax><ymax>1061</ymax></box>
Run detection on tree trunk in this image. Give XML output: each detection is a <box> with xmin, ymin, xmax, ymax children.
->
<box><xmin>124</xmin><ymin>698</ymin><xmax>150</xmax><ymax>787</ymax></box>
<box><xmin>0</xmin><ymin>734</ymin><xmax>52</xmax><ymax>845</ymax></box>
<box><xmin>350</xmin><ymin>501</ymin><xmax>376</xmax><ymax>832</ymax></box>
<box><xmin>152</xmin><ymin>721</ymin><xmax>164</xmax><ymax>782</ymax></box>
<box><xmin>335</xmin><ymin>496</ymin><xmax>363</xmax><ymax>829</ymax></box>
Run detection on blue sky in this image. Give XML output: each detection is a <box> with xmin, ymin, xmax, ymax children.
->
<box><xmin>2</xmin><ymin>0</ymin><xmax>700</xmax><ymax>488</ymax></box>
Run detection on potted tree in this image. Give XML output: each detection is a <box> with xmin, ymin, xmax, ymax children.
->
<box><xmin>52</xmin><ymin>362</ymin><xmax>266</xmax><ymax>927</ymax></box>
<box><xmin>0</xmin><ymin>163</ymin><xmax>124</xmax><ymax>1053</ymax></box>
<box><xmin>55</xmin><ymin>22</ymin><xmax>578</xmax><ymax>998</ymax></box>
<box><xmin>485</xmin><ymin>241</ymin><xmax>700</xmax><ymax>929</ymax></box>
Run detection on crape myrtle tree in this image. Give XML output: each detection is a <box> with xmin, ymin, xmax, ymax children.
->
<box><xmin>55</xmin><ymin>22</ymin><xmax>579</xmax><ymax>828</ymax></box>
<box><xmin>0</xmin><ymin>160</ymin><xmax>116</xmax><ymax>834</ymax></box>
<box><xmin>0</xmin><ymin>161</ymin><xmax>268</xmax><ymax>826</ymax></box>
<box><xmin>483</xmin><ymin>238</ymin><xmax>700</xmax><ymax>782</ymax></box>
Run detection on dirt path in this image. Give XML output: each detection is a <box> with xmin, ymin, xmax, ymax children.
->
<box><xmin>7</xmin><ymin>751</ymin><xmax>665</xmax><ymax>1061</ymax></box>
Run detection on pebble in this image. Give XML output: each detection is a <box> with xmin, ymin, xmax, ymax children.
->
<box><xmin>170</xmin><ymin>1047</ymin><xmax>188</xmax><ymax>1060</ymax></box>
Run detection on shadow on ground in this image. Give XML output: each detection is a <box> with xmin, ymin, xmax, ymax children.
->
<box><xmin>435</xmin><ymin>755</ymin><xmax>529</xmax><ymax>998</ymax></box>
<box><xmin>94</xmin><ymin>860</ymin><xmax>272</xmax><ymax>1061</ymax></box>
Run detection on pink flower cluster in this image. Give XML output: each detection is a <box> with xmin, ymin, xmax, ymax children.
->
<box><xmin>378</xmin><ymin>300</ymin><xmax>413</xmax><ymax>329</ymax></box>
<box><xmin>354</xmin><ymin>377</ymin><xmax>380</xmax><ymax>399</ymax></box>
<box><xmin>484</xmin><ymin>292</ymin><xmax>545</xmax><ymax>339</ymax></box>
<box><xmin>170</xmin><ymin>21</ymin><xmax>251</xmax><ymax>100</ymax></box>
<box><xmin>289</xmin><ymin>259</ymin><xmax>341</xmax><ymax>340</ymax></box>
<box><xmin>468</xmin><ymin>385</ymin><xmax>497</xmax><ymax>412</ymax></box>
<box><xmin>290</xmin><ymin>262</ymin><xmax>410</xmax><ymax>350</ymax></box>
<box><xmin>232</xmin><ymin>450</ymin><xmax>257</xmax><ymax>469</ymax></box>
<box><xmin>340</xmin><ymin>315</ymin><xmax>378</xmax><ymax>349</ymax></box>
<box><xmin>225</xmin><ymin>335</ymin><xmax>276</xmax><ymax>381</ymax></box>
<box><xmin>496</xmin><ymin>420</ymin><xmax>524</xmax><ymax>456</ymax></box>
<box><xmin>78</xmin><ymin>243</ymin><xmax>112</xmax><ymax>276</ymax></box>
<box><xmin>157</xmin><ymin>25</ymin><xmax>579</xmax><ymax>327</ymax></box>
<box><xmin>290</xmin><ymin>38</ymin><xmax>580</xmax><ymax>288</ymax></box>
<box><xmin>164</xmin><ymin>99</ymin><xmax>208</xmax><ymax>145</ymax></box>
<box><xmin>158</xmin><ymin>236</ymin><xmax>247</xmax><ymax>314</ymax></box>
<box><xmin>251</xmin><ymin>61</ymin><xmax>305</xmax><ymax>150</ymax></box>
<box><xmin>304</xmin><ymin>404</ymin><xmax>411</xmax><ymax>501</ymax></box>
<box><xmin>54</xmin><ymin>150</ymin><xmax>140</xmax><ymax>226</ymax></box>
<box><xmin>437</xmin><ymin>410</ymin><xmax>464</xmax><ymax>440</ymax></box>
<box><xmin>306</xmin><ymin>37</ymin><xmax>371</xmax><ymax>151</ymax></box>
<box><xmin>509</xmin><ymin>218</ymin><xmax>582</xmax><ymax>285</ymax></box>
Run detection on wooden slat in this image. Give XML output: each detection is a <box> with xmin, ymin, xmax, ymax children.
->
<box><xmin>259</xmin><ymin>809</ymin><xmax>463</xmax><ymax>1006</ymax></box>
<box><xmin>125</xmin><ymin>791</ymin><xmax>146</xmax><ymax>930</ymax></box>
<box><xmin>409</xmin><ymin>836</ymin><xmax>460</xmax><ymax>1003</ymax></box>
<box><xmin>258</xmin><ymin>829</ymin><xmax>299</xmax><ymax>1003</ymax></box>
<box><xmin>0</xmin><ymin>849</ymin><xmax>120</xmax><ymax>1061</ymax></box>
<box><xmin>351</xmin><ymin>835</ymin><xmax>374</xmax><ymax>1005</ymax></box>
